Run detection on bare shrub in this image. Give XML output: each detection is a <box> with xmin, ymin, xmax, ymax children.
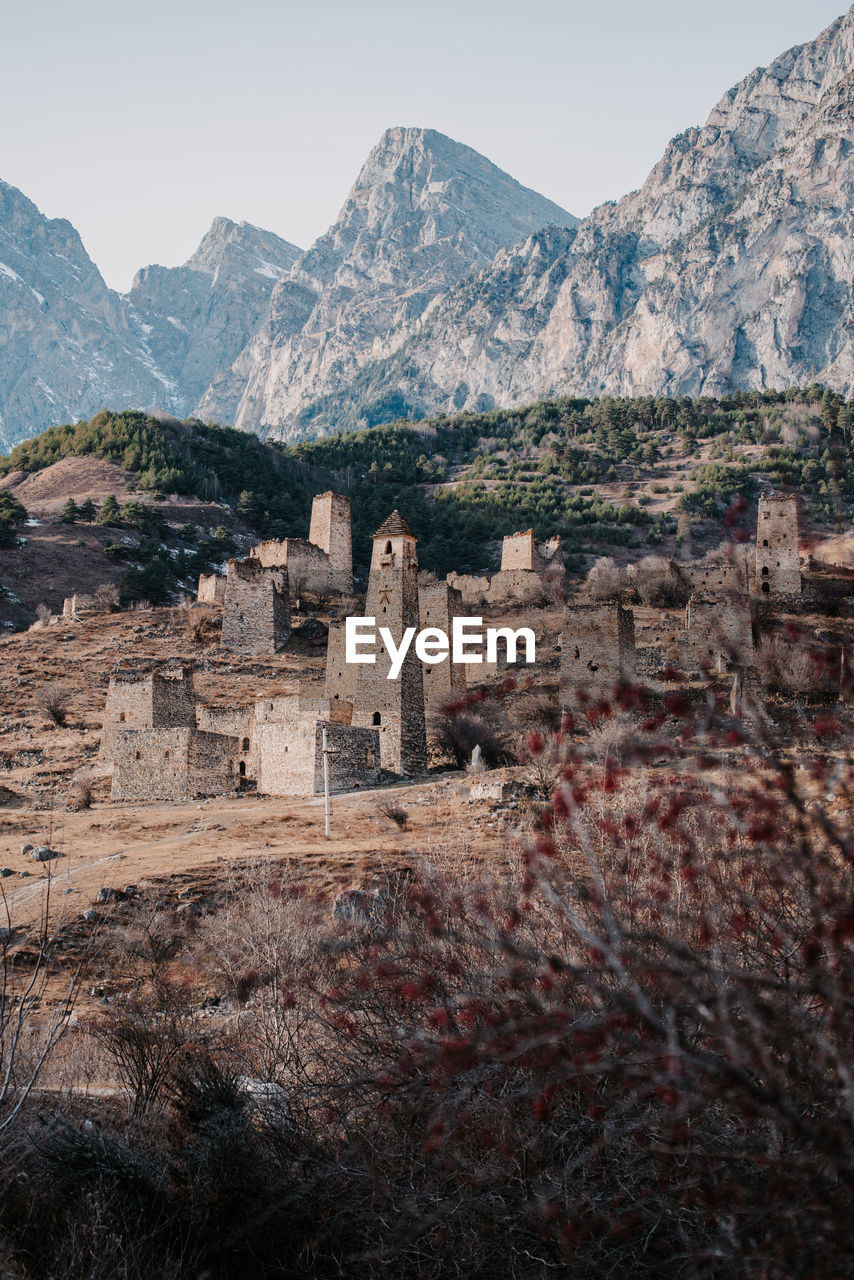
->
<box><xmin>94</xmin><ymin>582</ymin><xmax>120</xmax><ymax>612</ymax></box>
<box><xmin>39</xmin><ymin>686</ymin><xmax>71</xmax><ymax>727</ymax></box>
<box><xmin>431</xmin><ymin>701</ymin><xmax>515</xmax><ymax>769</ymax></box>
<box><xmin>35</xmin><ymin>603</ymin><xmax>52</xmax><ymax>625</ymax></box>
<box><xmin>378</xmin><ymin>803</ymin><xmax>408</xmax><ymax>829</ymax></box>
<box><xmin>759</xmin><ymin>633</ymin><xmax>839</xmax><ymax>696</ymax></box>
<box><xmin>67</xmin><ymin>771</ymin><xmax>94</xmax><ymax>811</ymax></box>
<box><xmin>586</xmin><ymin>555</ymin><xmax>624</xmax><ymax>601</ymax></box>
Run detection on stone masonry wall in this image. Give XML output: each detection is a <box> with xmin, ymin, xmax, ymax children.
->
<box><xmin>325</xmin><ymin>619</ymin><xmax>359</xmax><ymax>705</ymax></box>
<box><xmin>197</xmin><ymin>573</ymin><xmax>226</xmax><ymax>604</ymax></box>
<box><xmin>309</xmin><ymin>491</ymin><xmax>353</xmax><ymax>594</ymax></box>
<box><xmin>352</xmin><ymin>516</ymin><xmax>427</xmax><ymax>776</ymax></box>
<box><xmin>222</xmin><ymin>558</ymin><xmax>291</xmax><ymax>653</ymax></box>
<box><xmin>100</xmin><ymin>665</ymin><xmax>196</xmax><ymax>762</ymax></box>
<box><xmin>111</xmin><ymin>727</ymin><xmax>237</xmax><ymax>801</ymax></box>
<box><xmin>418</xmin><ymin>582</ymin><xmax>466</xmax><ymax>707</ymax></box>
<box><xmin>560</xmin><ymin>604</ymin><xmax>636</xmax><ymax>702</ymax></box>
<box><xmin>754</xmin><ymin>494</ymin><xmax>801</xmax><ymax>596</ymax></box>
<box><xmin>196</xmin><ymin>705</ymin><xmax>256</xmax><ymax>779</ymax></box>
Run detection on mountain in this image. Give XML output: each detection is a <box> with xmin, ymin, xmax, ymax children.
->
<box><xmin>280</xmin><ymin>9</ymin><xmax>854</xmax><ymax>431</ymax></box>
<box><xmin>195</xmin><ymin>127</ymin><xmax>579</xmax><ymax>434</ymax></box>
<box><xmin>127</xmin><ymin>218</ymin><xmax>301</xmax><ymax>412</ymax></box>
<box><xmin>0</xmin><ymin>181</ymin><xmax>172</xmax><ymax>453</ymax></box>
<box><xmin>0</xmin><ymin>193</ymin><xmax>302</xmax><ymax>452</ymax></box>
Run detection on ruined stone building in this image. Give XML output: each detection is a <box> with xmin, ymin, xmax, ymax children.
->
<box><xmin>753</xmin><ymin>493</ymin><xmax>801</xmax><ymax>596</ymax></box>
<box><xmin>112</xmin><ymin>727</ymin><xmax>237</xmax><ymax>801</ymax></box>
<box><xmin>255</xmin><ymin>693</ymin><xmax>379</xmax><ymax>797</ymax></box>
<box><xmin>196</xmin><ymin>704</ymin><xmax>256</xmax><ymax>781</ymax></box>
<box><xmin>221</xmin><ymin>558</ymin><xmax>291</xmax><ymax>654</ymax></box>
<box><xmin>672</xmin><ymin>554</ymin><xmax>749</xmax><ymax>597</ymax></box>
<box><xmin>447</xmin><ymin>528</ymin><xmax>564</xmax><ymax>607</ymax></box>
<box><xmin>99</xmin><ymin>664</ymin><xmax>196</xmax><ymax>762</ymax></box>
<box><xmin>197</xmin><ymin>573</ymin><xmax>226</xmax><ymax>604</ymax></box>
<box><xmin>418</xmin><ymin>581</ymin><xmax>466</xmax><ymax>708</ymax></box>
<box><xmin>560</xmin><ymin>604</ymin><xmax>636</xmax><ymax>703</ymax></box>
<box><xmin>351</xmin><ymin>512</ymin><xmax>428</xmax><ymax>776</ymax></box>
<box><xmin>248</xmin><ymin>491</ymin><xmax>353</xmax><ymax>597</ymax></box>
<box><xmin>500</xmin><ymin>530</ymin><xmax>564</xmax><ymax>578</ymax></box>
<box><xmin>325</xmin><ymin>620</ymin><xmax>359</xmax><ymax>706</ymax></box>
<box><xmin>676</xmin><ymin>594</ymin><xmax>755</xmax><ymax>674</ymax></box>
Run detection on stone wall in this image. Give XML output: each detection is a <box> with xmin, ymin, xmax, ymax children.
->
<box><xmin>196</xmin><ymin>704</ymin><xmax>256</xmax><ymax>779</ymax></box>
<box><xmin>447</xmin><ymin>568</ymin><xmax>548</xmax><ymax>607</ymax></box>
<box><xmin>257</xmin><ymin>700</ymin><xmax>378</xmax><ymax>797</ymax></box>
<box><xmin>111</xmin><ymin>727</ymin><xmax>237</xmax><ymax>801</ymax></box>
<box><xmin>560</xmin><ymin>604</ymin><xmax>636</xmax><ymax>702</ymax></box>
<box><xmin>351</xmin><ymin>513</ymin><xmax>427</xmax><ymax>776</ymax></box>
<box><xmin>677</xmin><ymin>595</ymin><xmax>755</xmax><ymax>673</ymax></box>
<box><xmin>418</xmin><ymin>582</ymin><xmax>466</xmax><ymax>707</ymax></box>
<box><xmin>500</xmin><ymin>530</ymin><xmax>564</xmax><ymax>576</ymax></box>
<box><xmin>197</xmin><ymin>573</ymin><xmax>226</xmax><ymax>604</ymax></box>
<box><xmin>100</xmin><ymin>664</ymin><xmax>196</xmax><ymax>762</ymax></box>
<box><xmin>247</xmin><ymin>491</ymin><xmax>353</xmax><ymax>597</ymax></box>
<box><xmin>222</xmin><ymin>558</ymin><xmax>291</xmax><ymax>653</ymax></box>
<box><xmin>61</xmin><ymin>593</ymin><xmax>97</xmax><ymax>619</ymax></box>
<box><xmin>309</xmin><ymin>491</ymin><xmax>353</xmax><ymax>594</ymax></box>
<box><xmin>754</xmin><ymin>493</ymin><xmax>801</xmax><ymax>596</ymax></box>
<box><xmin>674</xmin><ymin>558</ymin><xmax>749</xmax><ymax>596</ymax></box>
<box><xmin>325</xmin><ymin>619</ymin><xmax>359</xmax><ymax>705</ymax></box>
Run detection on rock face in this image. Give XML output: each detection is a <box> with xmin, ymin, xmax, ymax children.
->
<box><xmin>0</xmin><ymin>9</ymin><xmax>852</xmax><ymax>451</ymax></box>
<box><xmin>195</xmin><ymin>127</ymin><xmax>578</xmax><ymax>434</ymax></box>
<box><xmin>127</xmin><ymin>218</ymin><xmax>301</xmax><ymax>413</ymax></box>
<box><xmin>0</xmin><ymin>194</ymin><xmax>301</xmax><ymax>451</ymax></box>
<box><xmin>292</xmin><ymin>9</ymin><xmax>854</xmax><ymax>428</ymax></box>
<box><xmin>0</xmin><ymin>180</ymin><xmax>171</xmax><ymax>453</ymax></box>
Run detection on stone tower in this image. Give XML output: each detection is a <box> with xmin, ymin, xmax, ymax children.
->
<box><xmin>352</xmin><ymin>511</ymin><xmax>427</xmax><ymax>776</ymax></box>
<box><xmin>222</xmin><ymin>558</ymin><xmax>291</xmax><ymax>653</ymax></box>
<box><xmin>419</xmin><ymin>581</ymin><xmax>466</xmax><ymax>708</ymax></box>
<box><xmin>100</xmin><ymin>664</ymin><xmax>196</xmax><ymax>761</ymax></box>
<box><xmin>560</xmin><ymin>604</ymin><xmax>636</xmax><ymax>704</ymax></box>
<box><xmin>754</xmin><ymin>493</ymin><xmax>801</xmax><ymax>596</ymax></box>
<box><xmin>309</xmin><ymin>491</ymin><xmax>353</xmax><ymax>593</ymax></box>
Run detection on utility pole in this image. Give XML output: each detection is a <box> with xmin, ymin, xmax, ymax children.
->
<box><xmin>322</xmin><ymin>725</ymin><xmax>331</xmax><ymax>838</ymax></box>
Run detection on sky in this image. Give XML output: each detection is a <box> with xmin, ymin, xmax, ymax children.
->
<box><xmin>0</xmin><ymin>0</ymin><xmax>846</xmax><ymax>291</ymax></box>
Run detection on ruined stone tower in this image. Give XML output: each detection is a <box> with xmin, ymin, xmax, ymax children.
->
<box><xmin>754</xmin><ymin>493</ymin><xmax>801</xmax><ymax>596</ymax></box>
<box><xmin>99</xmin><ymin>664</ymin><xmax>196</xmax><ymax>761</ymax></box>
<box><xmin>222</xmin><ymin>558</ymin><xmax>291</xmax><ymax>654</ymax></box>
<box><xmin>309</xmin><ymin>492</ymin><xmax>353</xmax><ymax>594</ymax></box>
<box><xmin>418</xmin><ymin>581</ymin><xmax>466</xmax><ymax>708</ymax></box>
<box><xmin>560</xmin><ymin>604</ymin><xmax>636</xmax><ymax>703</ymax></box>
<box><xmin>352</xmin><ymin>511</ymin><xmax>427</xmax><ymax>776</ymax></box>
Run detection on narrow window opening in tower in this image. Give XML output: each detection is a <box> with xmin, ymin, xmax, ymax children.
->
<box><xmin>373</xmin><ymin>712</ymin><xmax>381</xmax><ymax>726</ymax></box>
<box><xmin>385</xmin><ymin>541</ymin><xmax>392</xmax><ymax>554</ymax></box>
<box><xmin>763</xmin><ymin>539</ymin><xmax>768</xmax><ymax>547</ymax></box>
<box><xmin>239</xmin><ymin>761</ymin><xmax>246</xmax><ymax>777</ymax></box>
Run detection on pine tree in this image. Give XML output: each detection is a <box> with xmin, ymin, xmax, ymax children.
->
<box><xmin>59</xmin><ymin>498</ymin><xmax>79</xmax><ymax>524</ymax></box>
<box><xmin>97</xmin><ymin>494</ymin><xmax>121</xmax><ymax>526</ymax></box>
<box><xmin>78</xmin><ymin>498</ymin><xmax>97</xmax><ymax>522</ymax></box>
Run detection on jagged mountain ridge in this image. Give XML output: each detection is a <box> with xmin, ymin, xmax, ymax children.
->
<box><xmin>194</xmin><ymin>127</ymin><xmax>579</xmax><ymax>432</ymax></box>
<box><xmin>127</xmin><ymin>218</ymin><xmax>301</xmax><ymax>413</ymax></box>
<box><xmin>258</xmin><ymin>7</ymin><xmax>854</xmax><ymax>437</ymax></box>
<box><xmin>0</xmin><ymin>201</ymin><xmax>302</xmax><ymax>451</ymax></box>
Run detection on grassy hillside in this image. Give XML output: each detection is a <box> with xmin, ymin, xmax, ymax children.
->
<box><xmin>1</xmin><ymin>389</ymin><xmax>852</xmax><ymax>587</ymax></box>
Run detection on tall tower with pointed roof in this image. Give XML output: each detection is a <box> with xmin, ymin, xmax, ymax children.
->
<box><xmin>352</xmin><ymin>511</ymin><xmax>427</xmax><ymax>776</ymax></box>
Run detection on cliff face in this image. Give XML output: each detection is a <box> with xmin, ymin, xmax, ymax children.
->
<box><xmin>127</xmin><ymin>218</ymin><xmax>301</xmax><ymax>413</ymax></box>
<box><xmin>194</xmin><ymin>127</ymin><xmax>578</xmax><ymax>434</ymax></box>
<box><xmin>1</xmin><ymin>8</ymin><xmax>852</xmax><ymax>452</ymax></box>
<box><xmin>0</xmin><ymin>199</ymin><xmax>301</xmax><ymax>451</ymax></box>
<box><xmin>0</xmin><ymin>180</ymin><xmax>171</xmax><ymax>453</ymax></box>
<box><xmin>250</xmin><ymin>9</ymin><xmax>854</xmax><ymax>439</ymax></box>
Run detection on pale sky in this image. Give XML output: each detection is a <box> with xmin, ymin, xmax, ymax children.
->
<box><xmin>0</xmin><ymin>0</ymin><xmax>845</xmax><ymax>290</ymax></box>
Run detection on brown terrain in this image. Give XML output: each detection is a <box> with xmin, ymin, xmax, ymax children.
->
<box><xmin>0</xmin><ymin>456</ymin><xmax>253</xmax><ymax>628</ymax></box>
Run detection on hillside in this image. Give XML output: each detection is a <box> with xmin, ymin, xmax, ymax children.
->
<box><xmin>1</xmin><ymin>388</ymin><xmax>852</xmax><ymax>626</ymax></box>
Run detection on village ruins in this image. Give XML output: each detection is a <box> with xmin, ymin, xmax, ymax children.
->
<box><xmin>95</xmin><ymin>486</ymin><xmax>820</xmax><ymax>802</ymax></box>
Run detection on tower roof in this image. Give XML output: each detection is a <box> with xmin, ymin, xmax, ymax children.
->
<box><xmin>374</xmin><ymin>510</ymin><xmax>415</xmax><ymax>539</ymax></box>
